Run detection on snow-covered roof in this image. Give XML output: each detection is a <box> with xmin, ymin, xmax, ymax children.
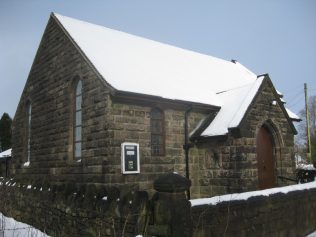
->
<box><xmin>286</xmin><ymin>108</ymin><xmax>301</xmax><ymax>121</ymax></box>
<box><xmin>53</xmin><ymin>13</ymin><xmax>295</xmax><ymax>137</ymax></box>
<box><xmin>0</xmin><ymin>148</ymin><xmax>12</xmax><ymax>159</ymax></box>
<box><xmin>201</xmin><ymin>76</ymin><xmax>264</xmax><ymax>136</ymax></box>
<box><xmin>54</xmin><ymin>13</ymin><xmax>258</xmax><ymax>107</ymax></box>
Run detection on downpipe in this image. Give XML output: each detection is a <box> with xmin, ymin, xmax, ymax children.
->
<box><xmin>183</xmin><ymin>106</ymin><xmax>193</xmax><ymax>199</ymax></box>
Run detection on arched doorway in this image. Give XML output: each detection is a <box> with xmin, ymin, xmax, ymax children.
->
<box><xmin>256</xmin><ymin>125</ymin><xmax>275</xmax><ymax>189</ymax></box>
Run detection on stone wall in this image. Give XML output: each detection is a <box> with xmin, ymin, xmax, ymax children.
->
<box><xmin>11</xmin><ymin>15</ymin><xmax>211</xmax><ymax>195</ymax></box>
<box><xmin>191</xmin><ymin>186</ymin><xmax>316</xmax><ymax>237</ymax></box>
<box><xmin>0</xmin><ymin>177</ymin><xmax>149</xmax><ymax>237</ymax></box>
<box><xmin>190</xmin><ymin>79</ymin><xmax>296</xmax><ymax>198</ymax></box>
<box><xmin>1</xmin><ymin>174</ymin><xmax>316</xmax><ymax>237</ymax></box>
<box><xmin>11</xmin><ymin>13</ymin><xmax>296</xmax><ymax>199</ymax></box>
<box><xmin>11</xmin><ymin>16</ymin><xmax>112</xmax><ymax>185</ymax></box>
<box><xmin>106</xmin><ymin>102</ymin><xmax>208</xmax><ymax>192</ymax></box>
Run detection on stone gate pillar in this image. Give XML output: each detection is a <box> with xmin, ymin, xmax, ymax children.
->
<box><xmin>149</xmin><ymin>173</ymin><xmax>192</xmax><ymax>237</ymax></box>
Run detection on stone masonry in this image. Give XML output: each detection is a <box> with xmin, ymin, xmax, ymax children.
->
<box><xmin>189</xmin><ymin>79</ymin><xmax>296</xmax><ymax>198</ymax></box>
<box><xmin>11</xmin><ymin>14</ymin><xmax>297</xmax><ymax>199</ymax></box>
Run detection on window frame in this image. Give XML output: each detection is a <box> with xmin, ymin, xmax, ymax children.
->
<box><xmin>26</xmin><ymin>102</ymin><xmax>32</xmax><ymax>163</ymax></box>
<box><xmin>150</xmin><ymin>107</ymin><xmax>165</xmax><ymax>156</ymax></box>
<box><xmin>74</xmin><ymin>80</ymin><xmax>83</xmax><ymax>159</ymax></box>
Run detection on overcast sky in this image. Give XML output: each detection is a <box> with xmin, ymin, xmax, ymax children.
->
<box><xmin>0</xmin><ymin>0</ymin><xmax>315</xmax><ymax>118</ymax></box>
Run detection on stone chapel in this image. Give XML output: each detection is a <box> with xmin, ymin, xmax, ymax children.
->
<box><xmin>11</xmin><ymin>13</ymin><xmax>300</xmax><ymax>198</ymax></box>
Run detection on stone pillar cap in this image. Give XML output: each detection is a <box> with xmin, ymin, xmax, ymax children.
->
<box><xmin>154</xmin><ymin>173</ymin><xmax>191</xmax><ymax>193</ymax></box>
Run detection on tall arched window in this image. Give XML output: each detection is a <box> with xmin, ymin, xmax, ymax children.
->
<box><xmin>26</xmin><ymin>103</ymin><xmax>32</xmax><ymax>163</ymax></box>
<box><xmin>74</xmin><ymin>80</ymin><xmax>82</xmax><ymax>159</ymax></box>
<box><xmin>150</xmin><ymin>108</ymin><xmax>165</xmax><ymax>156</ymax></box>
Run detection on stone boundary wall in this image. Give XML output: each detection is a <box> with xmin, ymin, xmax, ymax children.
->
<box><xmin>191</xmin><ymin>185</ymin><xmax>316</xmax><ymax>237</ymax></box>
<box><xmin>2</xmin><ymin>174</ymin><xmax>316</xmax><ymax>237</ymax></box>
<box><xmin>0</xmin><ymin>177</ymin><xmax>149</xmax><ymax>237</ymax></box>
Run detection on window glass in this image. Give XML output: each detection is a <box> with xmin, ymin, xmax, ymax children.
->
<box><xmin>27</xmin><ymin>103</ymin><xmax>32</xmax><ymax>162</ymax></box>
<box><xmin>150</xmin><ymin>108</ymin><xmax>164</xmax><ymax>156</ymax></box>
<box><xmin>151</xmin><ymin>120</ymin><xmax>163</xmax><ymax>134</ymax></box>
<box><xmin>75</xmin><ymin>111</ymin><xmax>82</xmax><ymax>126</ymax></box>
<box><xmin>151</xmin><ymin>108</ymin><xmax>163</xmax><ymax>119</ymax></box>
<box><xmin>76</xmin><ymin>80</ymin><xmax>82</xmax><ymax>96</ymax></box>
<box><xmin>76</xmin><ymin>95</ymin><xmax>82</xmax><ymax>110</ymax></box>
<box><xmin>74</xmin><ymin>80</ymin><xmax>82</xmax><ymax>159</ymax></box>
<box><xmin>75</xmin><ymin>142</ymin><xmax>82</xmax><ymax>158</ymax></box>
<box><xmin>75</xmin><ymin>126</ymin><xmax>82</xmax><ymax>141</ymax></box>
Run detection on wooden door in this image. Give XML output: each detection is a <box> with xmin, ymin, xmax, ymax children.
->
<box><xmin>256</xmin><ymin>126</ymin><xmax>275</xmax><ymax>189</ymax></box>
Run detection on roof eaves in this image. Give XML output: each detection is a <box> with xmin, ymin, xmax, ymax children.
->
<box><xmin>113</xmin><ymin>90</ymin><xmax>221</xmax><ymax>112</ymax></box>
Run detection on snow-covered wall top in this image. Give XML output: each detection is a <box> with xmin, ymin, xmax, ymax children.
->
<box><xmin>190</xmin><ymin>181</ymin><xmax>316</xmax><ymax>207</ymax></box>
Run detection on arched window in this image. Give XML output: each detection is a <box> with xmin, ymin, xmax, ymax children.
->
<box><xmin>151</xmin><ymin>108</ymin><xmax>164</xmax><ymax>156</ymax></box>
<box><xmin>74</xmin><ymin>80</ymin><xmax>82</xmax><ymax>159</ymax></box>
<box><xmin>26</xmin><ymin>103</ymin><xmax>32</xmax><ymax>163</ymax></box>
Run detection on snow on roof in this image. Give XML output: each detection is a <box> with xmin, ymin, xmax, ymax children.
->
<box><xmin>190</xmin><ymin>181</ymin><xmax>316</xmax><ymax>207</ymax></box>
<box><xmin>0</xmin><ymin>148</ymin><xmax>11</xmax><ymax>159</ymax></box>
<box><xmin>53</xmin><ymin>13</ymin><xmax>295</xmax><ymax>137</ymax></box>
<box><xmin>286</xmin><ymin>108</ymin><xmax>301</xmax><ymax>121</ymax></box>
<box><xmin>54</xmin><ymin>13</ymin><xmax>258</xmax><ymax>107</ymax></box>
<box><xmin>276</xmin><ymin>89</ymin><xmax>283</xmax><ymax>97</ymax></box>
<box><xmin>201</xmin><ymin>76</ymin><xmax>264</xmax><ymax>136</ymax></box>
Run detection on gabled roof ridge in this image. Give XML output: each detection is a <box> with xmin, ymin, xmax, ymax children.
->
<box><xmin>200</xmin><ymin>77</ymin><xmax>265</xmax><ymax>137</ymax></box>
<box><xmin>227</xmin><ymin>76</ymin><xmax>265</xmax><ymax>128</ymax></box>
<box><xmin>50</xmin><ymin>13</ymin><xmax>258</xmax><ymax>108</ymax></box>
<box><xmin>52</xmin><ymin>13</ymin><xmax>233</xmax><ymax>66</ymax></box>
<box><xmin>216</xmin><ymin>80</ymin><xmax>259</xmax><ymax>95</ymax></box>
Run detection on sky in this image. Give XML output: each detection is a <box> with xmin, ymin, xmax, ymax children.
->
<box><xmin>0</xmin><ymin>0</ymin><xmax>316</xmax><ymax>119</ymax></box>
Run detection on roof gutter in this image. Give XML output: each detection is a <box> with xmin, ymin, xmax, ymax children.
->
<box><xmin>113</xmin><ymin>90</ymin><xmax>220</xmax><ymax>112</ymax></box>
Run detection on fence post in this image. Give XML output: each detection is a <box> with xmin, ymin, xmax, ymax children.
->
<box><xmin>149</xmin><ymin>173</ymin><xmax>192</xmax><ymax>237</ymax></box>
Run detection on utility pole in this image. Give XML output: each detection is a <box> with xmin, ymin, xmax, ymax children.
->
<box><xmin>304</xmin><ymin>83</ymin><xmax>312</xmax><ymax>162</ymax></box>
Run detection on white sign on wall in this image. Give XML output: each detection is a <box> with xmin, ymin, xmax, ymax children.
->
<box><xmin>121</xmin><ymin>142</ymin><xmax>140</xmax><ymax>174</ymax></box>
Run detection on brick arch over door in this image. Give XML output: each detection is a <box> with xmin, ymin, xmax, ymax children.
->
<box><xmin>256</xmin><ymin>121</ymin><xmax>282</xmax><ymax>189</ymax></box>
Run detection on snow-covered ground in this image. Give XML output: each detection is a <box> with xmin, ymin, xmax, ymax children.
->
<box><xmin>307</xmin><ymin>230</ymin><xmax>316</xmax><ymax>237</ymax></box>
<box><xmin>0</xmin><ymin>210</ymin><xmax>314</xmax><ymax>237</ymax></box>
<box><xmin>0</xmin><ymin>213</ymin><xmax>49</xmax><ymax>237</ymax></box>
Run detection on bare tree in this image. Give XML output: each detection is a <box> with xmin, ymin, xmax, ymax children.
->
<box><xmin>295</xmin><ymin>95</ymin><xmax>316</xmax><ymax>162</ymax></box>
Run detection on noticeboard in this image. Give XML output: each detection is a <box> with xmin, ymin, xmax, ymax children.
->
<box><xmin>121</xmin><ymin>142</ymin><xmax>140</xmax><ymax>174</ymax></box>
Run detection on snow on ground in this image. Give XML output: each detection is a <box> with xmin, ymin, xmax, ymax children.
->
<box><xmin>0</xmin><ymin>149</ymin><xmax>11</xmax><ymax>159</ymax></box>
<box><xmin>306</xmin><ymin>230</ymin><xmax>316</xmax><ymax>237</ymax></box>
<box><xmin>190</xmin><ymin>180</ymin><xmax>316</xmax><ymax>206</ymax></box>
<box><xmin>297</xmin><ymin>163</ymin><xmax>316</xmax><ymax>170</ymax></box>
<box><xmin>0</xmin><ymin>213</ymin><xmax>49</xmax><ymax>237</ymax></box>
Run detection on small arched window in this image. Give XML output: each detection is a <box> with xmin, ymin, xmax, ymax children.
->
<box><xmin>74</xmin><ymin>80</ymin><xmax>82</xmax><ymax>159</ymax></box>
<box><xmin>150</xmin><ymin>108</ymin><xmax>165</xmax><ymax>156</ymax></box>
<box><xmin>26</xmin><ymin>103</ymin><xmax>32</xmax><ymax>163</ymax></box>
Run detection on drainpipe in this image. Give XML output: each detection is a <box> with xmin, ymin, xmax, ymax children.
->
<box><xmin>183</xmin><ymin>106</ymin><xmax>193</xmax><ymax>199</ymax></box>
